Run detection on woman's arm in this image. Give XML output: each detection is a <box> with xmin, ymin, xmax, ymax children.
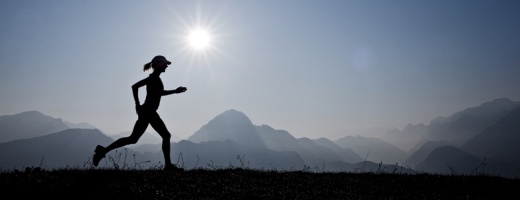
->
<box><xmin>132</xmin><ymin>78</ymin><xmax>148</xmax><ymax>105</ymax></box>
<box><xmin>162</xmin><ymin>86</ymin><xmax>187</xmax><ymax>96</ymax></box>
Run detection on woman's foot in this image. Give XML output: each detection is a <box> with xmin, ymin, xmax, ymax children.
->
<box><xmin>93</xmin><ymin>145</ymin><xmax>106</xmax><ymax>167</ymax></box>
<box><xmin>164</xmin><ymin>163</ymin><xmax>184</xmax><ymax>172</ymax></box>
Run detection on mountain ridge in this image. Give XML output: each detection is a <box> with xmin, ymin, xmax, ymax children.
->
<box><xmin>0</xmin><ymin>110</ymin><xmax>70</xmax><ymax>143</ymax></box>
<box><xmin>1</xmin><ymin>97</ymin><xmax>520</xmax><ymax>178</ymax></box>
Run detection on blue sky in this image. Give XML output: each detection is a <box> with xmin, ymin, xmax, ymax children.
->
<box><xmin>1</xmin><ymin>0</ymin><xmax>519</xmax><ymax>140</ymax></box>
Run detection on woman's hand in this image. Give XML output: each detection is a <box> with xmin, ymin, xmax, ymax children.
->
<box><xmin>135</xmin><ymin>104</ymin><xmax>141</xmax><ymax>115</ymax></box>
<box><xmin>176</xmin><ymin>86</ymin><xmax>187</xmax><ymax>93</ymax></box>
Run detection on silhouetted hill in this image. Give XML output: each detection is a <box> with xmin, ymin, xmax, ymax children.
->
<box><xmin>187</xmin><ymin>109</ymin><xmax>267</xmax><ymax>149</ymax></box>
<box><xmin>256</xmin><ymin>124</ymin><xmax>362</xmax><ymax>166</ymax></box>
<box><xmin>0</xmin><ymin>111</ymin><xmax>69</xmax><ymax>143</ymax></box>
<box><xmin>415</xmin><ymin>146</ymin><xmax>520</xmax><ymax>178</ymax></box>
<box><xmin>255</xmin><ymin>125</ymin><xmax>318</xmax><ymax>164</ymax></box>
<box><xmin>335</xmin><ymin>135</ymin><xmax>408</xmax><ymax>164</ymax></box>
<box><xmin>379</xmin><ymin>98</ymin><xmax>520</xmax><ymax>178</ymax></box>
<box><xmin>416</xmin><ymin>146</ymin><xmax>482</xmax><ymax>175</ymax></box>
<box><xmin>383</xmin><ymin>98</ymin><xmax>518</xmax><ymax>153</ymax></box>
<box><xmin>403</xmin><ymin>140</ymin><xmax>451</xmax><ymax>168</ymax></box>
<box><xmin>256</xmin><ymin>124</ymin><xmax>299</xmax><ymax>151</ymax></box>
<box><xmin>421</xmin><ymin>97</ymin><xmax>518</xmax><ymax>145</ymax></box>
<box><xmin>0</xmin><ymin>129</ymin><xmax>120</xmax><ymax>170</ymax></box>
<box><xmin>462</xmin><ymin>105</ymin><xmax>520</xmax><ymax>166</ymax></box>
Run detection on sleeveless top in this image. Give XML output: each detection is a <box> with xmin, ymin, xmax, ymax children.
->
<box><xmin>142</xmin><ymin>74</ymin><xmax>164</xmax><ymax>111</ymax></box>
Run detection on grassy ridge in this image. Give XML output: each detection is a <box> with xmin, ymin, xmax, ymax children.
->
<box><xmin>2</xmin><ymin>168</ymin><xmax>519</xmax><ymax>199</ymax></box>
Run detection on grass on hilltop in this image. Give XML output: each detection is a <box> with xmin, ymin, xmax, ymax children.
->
<box><xmin>2</xmin><ymin>164</ymin><xmax>520</xmax><ymax>200</ymax></box>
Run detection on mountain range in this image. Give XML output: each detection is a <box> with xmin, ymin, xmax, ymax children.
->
<box><xmin>0</xmin><ymin>111</ymin><xmax>70</xmax><ymax>143</ymax></box>
<box><xmin>0</xmin><ymin>97</ymin><xmax>519</xmax><ymax>178</ymax></box>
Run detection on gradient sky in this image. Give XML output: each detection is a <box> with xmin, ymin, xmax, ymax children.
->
<box><xmin>1</xmin><ymin>0</ymin><xmax>520</xmax><ymax>140</ymax></box>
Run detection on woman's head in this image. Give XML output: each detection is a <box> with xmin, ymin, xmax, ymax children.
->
<box><xmin>143</xmin><ymin>55</ymin><xmax>172</xmax><ymax>72</ymax></box>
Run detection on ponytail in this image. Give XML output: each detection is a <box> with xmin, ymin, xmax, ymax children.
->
<box><xmin>143</xmin><ymin>62</ymin><xmax>152</xmax><ymax>72</ymax></box>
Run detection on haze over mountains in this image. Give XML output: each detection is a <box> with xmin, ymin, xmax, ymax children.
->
<box><xmin>1</xmin><ymin>97</ymin><xmax>519</xmax><ymax>178</ymax></box>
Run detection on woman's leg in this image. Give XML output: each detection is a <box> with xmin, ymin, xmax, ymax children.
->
<box><xmin>93</xmin><ymin>116</ymin><xmax>148</xmax><ymax>166</ymax></box>
<box><xmin>105</xmin><ymin>117</ymin><xmax>149</xmax><ymax>152</ymax></box>
<box><xmin>149</xmin><ymin>112</ymin><xmax>173</xmax><ymax>166</ymax></box>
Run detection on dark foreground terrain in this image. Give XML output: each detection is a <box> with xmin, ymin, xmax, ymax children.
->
<box><xmin>1</xmin><ymin>167</ymin><xmax>519</xmax><ymax>200</ymax></box>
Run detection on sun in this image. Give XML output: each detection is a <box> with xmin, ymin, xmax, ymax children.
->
<box><xmin>188</xmin><ymin>29</ymin><xmax>211</xmax><ymax>50</ymax></box>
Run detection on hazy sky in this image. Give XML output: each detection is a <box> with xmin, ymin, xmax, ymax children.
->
<box><xmin>1</xmin><ymin>0</ymin><xmax>519</xmax><ymax>140</ymax></box>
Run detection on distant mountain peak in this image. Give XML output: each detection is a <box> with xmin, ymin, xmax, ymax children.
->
<box><xmin>187</xmin><ymin>109</ymin><xmax>267</xmax><ymax>149</ymax></box>
<box><xmin>209</xmin><ymin>109</ymin><xmax>253</xmax><ymax>125</ymax></box>
<box><xmin>0</xmin><ymin>110</ymin><xmax>69</xmax><ymax>143</ymax></box>
<box><xmin>429</xmin><ymin>97</ymin><xmax>518</xmax><ymax>126</ymax></box>
<box><xmin>13</xmin><ymin>110</ymin><xmax>47</xmax><ymax>117</ymax></box>
<box><xmin>218</xmin><ymin>109</ymin><xmax>248</xmax><ymax>118</ymax></box>
<box><xmin>478</xmin><ymin>97</ymin><xmax>515</xmax><ymax>107</ymax></box>
<box><xmin>222</xmin><ymin>108</ymin><xmax>242</xmax><ymax>114</ymax></box>
<box><xmin>488</xmin><ymin>97</ymin><xmax>514</xmax><ymax>103</ymax></box>
<box><xmin>258</xmin><ymin>124</ymin><xmax>273</xmax><ymax>129</ymax></box>
<box><xmin>19</xmin><ymin>110</ymin><xmax>43</xmax><ymax>114</ymax></box>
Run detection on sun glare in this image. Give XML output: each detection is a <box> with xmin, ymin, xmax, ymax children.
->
<box><xmin>172</xmin><ymin>8</ymin><xmax>228</xmax><ymax>69</ymax></box>
<box><xmin>188</xmin><ymin>29</ymin><xmax>211</xmax><ymax>50</ymax></box>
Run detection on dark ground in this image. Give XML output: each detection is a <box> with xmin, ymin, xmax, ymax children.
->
<box><xmin>1</xmin><ymin>168</ymin><xmax>519</xmax><ymax>200</ymax></box>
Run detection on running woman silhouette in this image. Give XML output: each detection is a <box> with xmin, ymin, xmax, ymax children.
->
<box><xmin>93</xmin><ymin>55</ymin><xmax>187</xmax><ymax>171</ymax></box>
